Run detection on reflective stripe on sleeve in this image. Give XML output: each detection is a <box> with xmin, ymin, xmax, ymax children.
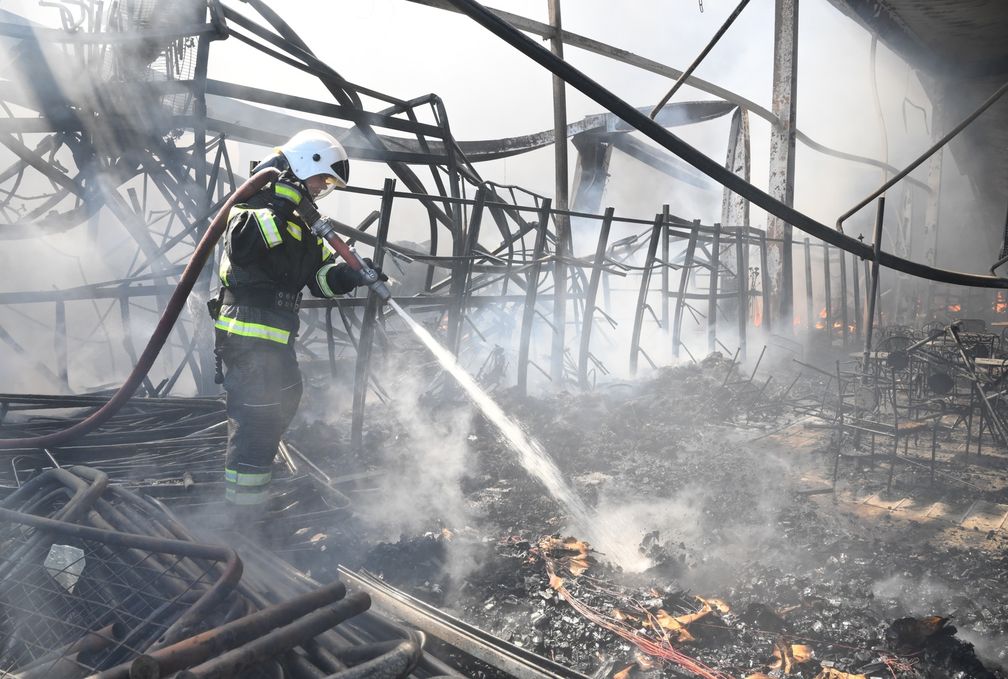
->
<box><xmin>230</xmin><ymin>206</ymin><xmax>282</xmax><ymax>249</ymax></box>
<box><xmin>255</xmin><ymin>209</ymin><xmax>282</xmax><ymax>248</ymax></box>
<box><xmin>286</xmin><ymin>221</ymin><xmax>302</xmax><ymax>241</ymax></box>
<box><xmin>214</xmin><ymin>315</ymin><xmax>290</xmax><ymax>344</ymax></box>
<box><xmin>274</xmin><ymin>183</ymin><xmax>302</xmax><ymax>204</ymax></box>
<box><xmin>219</xmin><ymin>250</ymin><xmax>231</xmax><ymax>286</ymax></box>
<box><xmin>316</xmin><ymin>262</ymin><xmax>338</xmax><ymax>298</ymax></box>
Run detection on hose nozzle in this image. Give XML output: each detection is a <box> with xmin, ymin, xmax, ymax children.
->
<box><xmin>308</xmin><ymin>216</ymin><xmax>392</xmax><ymax>303</ymax></box>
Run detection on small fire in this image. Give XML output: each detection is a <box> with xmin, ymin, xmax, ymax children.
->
<box><xmin>753</xmin><ymin>300</ymin><xmax>763</xmax><ymax>328</ymax></box>
<box><xmin>995</xmin><ymin>292</ymin><xmax>1007</xmax><ymax>314</ymax></box>
<box><xmin>815</xmin><ymin>307</ymin><xmax>827</xmax><ymax>330</ymax></box>
<box><xmin>947</xmin><ymin>304</ymin><xmax>961</xmax><ymax>312</ymax></box>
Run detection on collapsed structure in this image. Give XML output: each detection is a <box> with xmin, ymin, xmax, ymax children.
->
<box><xmin>1</xmin><ymin>0</ymin><xmax>1008</xmax><ymax>677</ymax></box>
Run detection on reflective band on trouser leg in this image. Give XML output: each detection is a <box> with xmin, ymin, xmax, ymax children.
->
<box><xmin>315</xmin><ymin>262</ymin><xmax>339</xmax><ymax>298</ymax></box>
<box><xmin>215</xmin><ymin>315</ymin><xmax>291</xmax><ymax>344</ymax></box>
<box><xmin>255</xmin><ymin>208</ymin><xmax>282</xmax><ymax>248</ymax></box>
<box><xmin>224</xmin><ymin>467</ymin><xmax>272</xmax><ymax>505</ymax></box>
<box><xmin>224</xmin><ymin>468</ymin><xmax>272</xmax><ymax>487</ymax></box>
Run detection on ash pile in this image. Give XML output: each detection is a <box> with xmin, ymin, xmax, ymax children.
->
<box><xmin>295</xmin><ymin>355</ymin><xmax>1008</xmax><ymax>679</ymax></box>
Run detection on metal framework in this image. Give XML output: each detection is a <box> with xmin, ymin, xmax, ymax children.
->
<box><xmin>1</xmin><ymin>0</ymin><xmax>1006</xmax><ymax>447</ymax></box>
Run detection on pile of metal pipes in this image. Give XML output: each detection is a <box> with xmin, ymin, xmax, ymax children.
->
<box><xmin>0</xmin><ymin>466</ymin><xmax>456</xmax><ymax>679</ymax></box>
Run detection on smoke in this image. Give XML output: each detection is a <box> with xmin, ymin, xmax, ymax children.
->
<box><xmin>333</xmin><ymin>349</ymin><xmax>477</xmax><ymax>541</ymax></box>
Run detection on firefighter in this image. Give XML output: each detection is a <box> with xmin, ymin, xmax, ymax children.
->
<box><xmin>210</xmin><ymin>129</ymin><xmax>385</xmax><ymax>513</ymax></box>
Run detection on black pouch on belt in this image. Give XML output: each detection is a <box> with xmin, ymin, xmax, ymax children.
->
<box><xmin>207</xmin><ymin>289</ymin><xmax>224</xmax><ymax>320</ymax></box>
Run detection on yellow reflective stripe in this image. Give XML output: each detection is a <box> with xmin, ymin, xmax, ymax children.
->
<box><xmin>320</xmin><ymin>239</ymin><xmax>335</xmax><ymax>259</ymax></box>
<box><xmin>224</xmin><ymin>468</ymin><xmax>272</xmax><ymax>487</ymax></box>
<box><xmin>214</xmin><ymin>315</ymin><xmax>290</xmax><ymax>344</ymax></box>
<box><xmin>219</xmin><ymin>250</ymin><xmax>231</xmax><ymax>286</ymax></box>
<box><xmin>256</xmin><ymin>209</ymin><xmax>282</xmax><ymax>248</ymax></box>
<box><xmin>274</xmin><ymin>183</ymin><xmax>302</xmax><ymax>204</ymax></box>
<box><xmin>286</xmin><ymin>221</ymin><xmax>302</xmax><ymax>241</ymax></box>
<box><xmin>230</xmin><ymin>206</ymin><xmax>281</xmax><ymax>249</ymax></box>
<box><xmin>316</xmin><ymin>263</ymin><xmax>338</xmax><ymax>298</ymax></box>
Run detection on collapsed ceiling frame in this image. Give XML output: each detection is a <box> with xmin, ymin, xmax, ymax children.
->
<box><xmin>0</xmin><ymin>0</ymin><xmax>1004</xmax><ymax>419</ymax></box>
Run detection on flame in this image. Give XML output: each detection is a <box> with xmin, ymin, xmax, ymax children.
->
<box><xmin>753</xmin><ymin>300</ymin><xmax>763</xmax><ymax>328</ymax></box>
<box><xmin>815</xmin><ymin>307</ymin><xmax>827</xmax><ymax>330</ymax></box>
<box><xmin>947</xmin><ymin>304</ymin><xmax>961</xmax><ymax>312</ymax></box>
<box><xmin>995</xmin><ymin>292</ymin><xmax>1007</xmax><ymax>313</ymax></box>
<box><xmin>613</xmin><ymin>666</ymin><xmax>634</xmax><ymax>679</ymax></box>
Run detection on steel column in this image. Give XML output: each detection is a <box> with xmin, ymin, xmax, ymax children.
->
<box><xmin>517</xmin><ymin>199</ymin><xmax>552</xmax><ymax>396</ymax></box>
<box><xmin>766</xmin><ymin>0</ymin><xmax>798</xmax><ymax>328</ymax></box>
<box><xmin>735</xmin><ymin>226</ymin><xmax>748</xmax><ymax>359</ymax></box>
<box><xmin>548</xmin><ymin>0</ymin><xmax>570</xmax><ymax>386</ymax></box>
<box><xmin>708</xmin><ymin>223</ymin><xmax>722</xmax><ymax>353</ymax></box>
<box><xmin>803</xmin><ymin>237</ymin><xmax>813</xmax><ymax>334</ymax></box>
<box><xmin>350</xmin><ymin>178</ymin><xmax>395</xmax><ymax>449</ymax></box>
<box><xmin>862</xmin><ymin>198</ymin><xmax>885</xmax><ymax>373</ymax></box>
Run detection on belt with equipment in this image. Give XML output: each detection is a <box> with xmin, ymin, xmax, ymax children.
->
<box><xmin>221</xmin><ymin>288</ymin><xmax>302</xmax><ymax>312</ymax></box>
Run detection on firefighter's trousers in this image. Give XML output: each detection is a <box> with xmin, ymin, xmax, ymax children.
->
<box><xmin>220</xmin><ymin>340</ymin><xmax>302</xmax><ymax>506</ymax></box>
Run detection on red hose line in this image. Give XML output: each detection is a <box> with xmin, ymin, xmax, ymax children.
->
<box><xmin>0</xmin><ymin>168</ymin><xmax>280</xmax><ymax>450</ymax></box>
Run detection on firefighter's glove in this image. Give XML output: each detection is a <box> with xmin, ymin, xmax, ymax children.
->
<box><xmin>355</xmin><ymin>258</ymin><xmax>389</xmax><ymax>286</ymax></box>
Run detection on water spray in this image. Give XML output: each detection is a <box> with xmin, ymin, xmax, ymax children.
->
<box><xmin>298</xmin><ymin>195</ymin><xmax>641</xmax><ymax>566</ymax></box>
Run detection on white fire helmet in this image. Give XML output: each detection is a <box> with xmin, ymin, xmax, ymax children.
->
<box><xmin>279</xmin><ymin>129</ymin><xmax>349</xmax><ymax>199</ymax></box>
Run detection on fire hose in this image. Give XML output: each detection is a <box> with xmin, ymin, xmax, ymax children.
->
<box><xmin>0</xmin><ymin>169</ymin><xmax>391</xmax><ymax>450</ymax></box>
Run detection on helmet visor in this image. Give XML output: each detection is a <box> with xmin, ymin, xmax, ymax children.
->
<box><xmin>314</xmin><ymin>174</ymin><xmax>346</xmax><ymax>200</ymax></box>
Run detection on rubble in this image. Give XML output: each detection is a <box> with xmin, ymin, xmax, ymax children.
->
<box><xmin>302</xmin><ymin>357</ymin><xmax>1008</xmax><ymax>679</ymax></box>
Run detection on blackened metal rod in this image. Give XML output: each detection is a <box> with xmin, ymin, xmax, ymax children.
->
<box><xmin>440</xmin><ymin>0</ymin><xmax>1008</xmax><ymax>289</ymax></box>
<box><xmin>578</xmin><ymin>207</ymin><xmax>614</xmax><ymax>390</ymax></box>
<box><xmin>735</xmin><ymin>226</ymin><xmax>747</xmax><ymax>359</ymax></box>
<box><xmin>672</xmin><ymin>220</ymin><xmax>700</xmax><ymax>357</ymax></box>
<box><xmin>649</xmin><ymin>0</ymin><xmax>752</xmax><ymax>119</ymax></box>
<box><xmin>629</xmin><ymin>213</ymin><xmax>665</xmax><ymax>375</ymax></box>
<box><xmin>823</xmin><ymin>242</ymin><xmax>833</xmax><ymax>341</ymax></box>
<box><xmin>862</xmin><ymin>197</ymin><xmax>885</xmax><ymax>374</ymax></box>
<box><xmin>93</xmin><ymin>582</ymin><xmax>348</xmax><ymax>679</ymax></box>
<box><xmin>351</xmin><ymin>178</ymin><xmax>395</xmax><ymax>449</ymax></box>
<box><xmin>516</xmin><ymin>199</ymin><xmax>552</xmax><ymax>396</ymax></box>
<box><xmin>707</xmin><ymin>223</ymin><xmax>722</xmax><ymax>353</ymax></box>
<box><xmin>173</xmin><ymin>594</ymin><xmax>371</xmax><ymax>679</ymax></box>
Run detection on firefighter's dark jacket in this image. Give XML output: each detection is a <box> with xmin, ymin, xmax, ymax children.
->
<box><xmin>214</xmin><ymin>182</ymin><xmax>358</xmax><ymax>345</ymax></box>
